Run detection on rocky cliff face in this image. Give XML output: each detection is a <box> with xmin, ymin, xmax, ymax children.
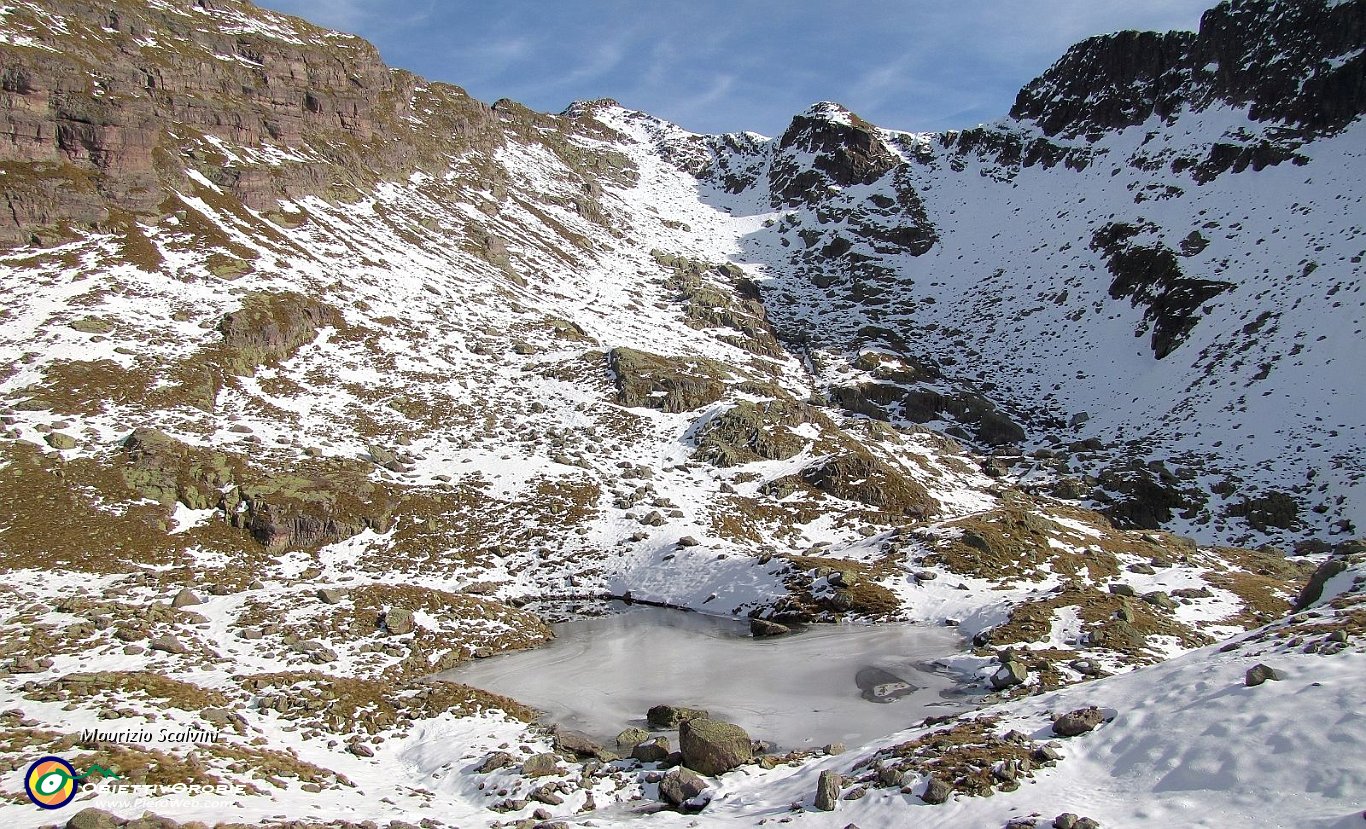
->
<box><xmin>1011</xmin><ymin>0</ymin><xmax>1365</xmax><ymax>137</ymax></box>
<box><xmin>0</xmin><ymin>0</ymin><xmax>499</xmax><ymax>242</ymax></box>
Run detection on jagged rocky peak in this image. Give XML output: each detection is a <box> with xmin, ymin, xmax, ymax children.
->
<box><xmin>768</xmin><ymin>101</ymin><xmax>899</xmax><ymax>206</ymax></box>
<box><xmin>1011</xmin><ymin>0</ymin><xmax>1365</xmax><ymax>138</ymax></box>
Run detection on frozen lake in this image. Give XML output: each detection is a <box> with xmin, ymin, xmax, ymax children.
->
<box><xmin>438</xmin><ymin>606</ymin><xmax>975</xmax><ymax>751</ymax></box>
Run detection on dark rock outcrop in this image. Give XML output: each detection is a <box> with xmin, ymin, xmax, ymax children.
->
<box><xmin>1091</xmin><ymin>222</ymin><xmax>1232</xmax><ymax>360</ymax></box>
<box><xmin>769</xmin><ymin>103</ymin><xmax>898</xmax><ymax>206</ymax></box>
<box><xmin>1012</xmin><ymin>0</ymin><xmax>1366</xmax><ymax>138</ymax></box>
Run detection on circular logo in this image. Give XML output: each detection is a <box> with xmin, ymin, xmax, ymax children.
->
<box><xmin>24</xmin><ymin>756</ymin><xmax>78</xmax><ymax>809</ymax></box>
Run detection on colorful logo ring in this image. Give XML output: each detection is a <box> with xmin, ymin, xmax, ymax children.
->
<box><xmin>25</xmin><ymin>755</ymin><xmax>79</xmax><ymax>810</ymax></box>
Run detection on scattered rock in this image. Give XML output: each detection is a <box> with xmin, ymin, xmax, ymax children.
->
<box><xmin>814</xmin><ymin>769</ymin><xmax>841</xmax><ymax>811</ymax></box>
<box><xmin>1108</xmin><ymin>583</ymin><xmax>1136</xmax><ymax>597</ymax></box>
<box><xmin>521</xmin><ymin>752</ymin><xmax>561</xmax><ymax>778</ymax></box>
<box><xmin>317</xmin><ymin>588</ymin><xmax>345</xmax><ymax>604</ymax></box>
<box><xmin>149</xmin><ymin>635</ymin><xmax>190</xmax><ymax>655</ymax></box>
<box><xmin>750</xmin><ymin>618</ymin><xmax>791</xmax><ymax>637</ymax></box>
<box><xmin>383</xmin><ymin>607</ymin><xmax>415</xmax><ymax>635</ymax></box>
<box><xmin>679</xmin><ymin>717</ymin><xmax>752</xmax><ymax>776</ymax></box>
<box><xmin>170</xmin><ymin>588</ymin><xmax>201</xmax><ymax>608</ymax></box>
<box><xmin>647</xmin><ymin>704</ymin><xmax>709</xmax><ymax>728</ymax></box>
<box><xmin>920</xmin><ymin>775</ymin><xmax>953</xmax><ymax>804</ymax></box>
<box><xmin>348</xmin><ymin>741</ymin><xmax>375</xmax><ymax>758</ymax></box>
<box><xmin>45</xmin><ymin>432</ymin><xmax>79</xmax><ymax>450</ymax></box>
<box><xmin>1052</xmin><ymin>706</ymin><xmax>1106</xmax><ymax>737</ymax></box>
<box><xmin>658</xmin><ymin>766</ymin><xmax>709</xmax><ymax>808</ymax></box>
<box><xmin>990</xmin><ymin>661</ymin><xmax>1028</xmax><ymax>690</ymax></box>
<box><xmin>616</xmin><ymin>727</ymin><xmax>650</xmax><ymax>748</ymax></box>
<box><xmin>1171</xmin><ymin>586</ymin><xmax>1212</xmax><ymax>599</ymax></box>
<box><xmin>65</xmin><ymin>808</ymin><xmax>122</xmax><ymax>829</ymax></box>
<box><xmin>1245</xmin><ymin>664</ymin><xmax>1282</xmax><ymax>686</ymax></box>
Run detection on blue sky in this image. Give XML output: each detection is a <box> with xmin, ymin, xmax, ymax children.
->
<box><xmin>255</xmin><ymin>0</ymin><xmax>1214</xmax><ymax>137</ymax></box>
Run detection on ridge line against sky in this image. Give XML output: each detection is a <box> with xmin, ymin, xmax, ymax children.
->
<box><xmin>254</xmin><ymin>0</ymin><xmax>1216</xmax><ymax>136</ymax></box>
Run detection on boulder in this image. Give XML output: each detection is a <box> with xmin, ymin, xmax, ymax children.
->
<box><xmin>647</xmin><ymin>704</ymin><xmax>709</xmax><ymax>728</ymax></box>
<box><xmin>520</xmin><ymin>752</ymin><xmax>561</xmax><ymax>777</ymax></box>
<box><xmin>1052</xmin><ymin>706</ymin><xmax>1106</xmax><ymax>737</ymax></box>
<box><xmin>69</xmin><ymin>317</ymin><xmax>114</xmax><ymax>335</ymax></box>
<box><xmin>45</xmin><ymin>432</ymin><xmax>79</xmax><ymax>450</ymax></box>
<box><xmin>632</xmin><ymin>737</ymin><xmax>670</xmax><ymax>763</ymax></box>
<box><xmin>149</xmin><ymin>635</ymin><xmax>190</xmax><ymax>655</ymax></box>
<box><xmin>814</xmin><ymin>769</ymin><xmax>841</xmax><ymax>811</ymax></box>
<box><xmin>383</xmin><ymin>607</ymin><xmax>415</xmax><ymax>635</ymax></box>
<box><xmin>990</xmin><ymin>661</ymin><xmax>1028</xmax><ymax>690</ymax></box>
<box><xmin>658</xmin><ymin>766</ymin><xmax>709</xmax><ymax>808</ymax></box>
<box><xmin>749</xmin><ymin>618</ymin><xmax>791</xmax><ymax>638</ymax></box>
<box><xmin>1293</xmin><ymin>554</ymin><xmax>1351</xmax><ymax>611</ymax></box>
<box><xmin>171</xmin><ymin>588</ymin><xmax>201</xmax><ymax>608</ymax></box>
<box><xmin>679</xmin><ymin>718</ymin><xmax>752</xmax><ymax>776</ymax></box>
<box><xmin>317</xmin><ymin>588</ymin><xmax>345</xmax><ymax>604</ymax></box>
<box><xmin>1141</xmin><ymin>590</ymin><xmax>1177</xmax><ymax>610</ymax></box>
<box><xmin>473</xmin><ymin>751</ymin><xmax>516</xmax><ymax>773</ymax></box>
<box><xmin>920</xmin><ymin>775</ymin><xmax>953</xmax><ymax>804</ymax></box>
<box><xmin>616</xmin><ymin>727</ymin><xmax>650</xmax><ymax>747</ymax></box>
<box><xmin>553</xmin><ymin>728</ymin><xmax>615</xmax><ymax>760</ymax></box>
<box><xmin>65</xmin><ymin>808</ymin><xmax>122</xmax><ymax>829</ymax></box>
<box><xmin>1245</xmin><ymin>664</ymin><xmax>1282</xmax><ymax>687</ymax></box>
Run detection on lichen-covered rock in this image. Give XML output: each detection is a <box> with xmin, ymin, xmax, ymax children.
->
<box><xmin>383</xmin><ymin>607</ymin><xmax>415</xmax><ymax>635</ymax></box>
<box><xmin>647</xmin><ymin>704</ymin><xmax>710</xmax><ymax>728</ymax></box>
<box><xmin>44</xmin><ymin>432</ymin><xmax>79</xmax><ymax>450</ymax></box>
<box><xmin>814</xmin><ymin>769</ymin><xmax>841</xmax><ymax>811</ymax></box>
<box><xmin>658</xmin><ymin>765</ymin><xmax>709</xmax><ymax>808</ymax></box>
<box><xmin>1052</xmin><ymin>706</ymin><xmax>1106</xmax><ymax>737</ymax></box>
<box><xmin>679</xmin><ymin>717</ymin><xmax>752</xmax><ymax>776</ymax></box>
<box><xmin>762</xmin><ymin>444</ymin><xmax>937</xmax><ymax>519</ymax></box>
<box><xmin>694</xmin><ymin>399</ymin><xmax>821</xmax><ymax>466</ymax></box>
<box><xmin>216</xmin><ymin>291</ymin><xmax>344</xmax><ymax>376</ymax></box>
<box><xmin>607</xmin><ymin>347</ymin><xmax>730</xmax><ymax>413</ymax></box>
<box><xmin>520</xmin><ymin>752</ymin><xmax>561</xmax><ymax>777</ymax></box>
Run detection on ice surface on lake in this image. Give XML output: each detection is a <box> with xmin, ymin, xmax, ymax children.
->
<box><xmin>441</xmin><ymin>607</ymin><xmax>973</xmax><ymax>750</ymax></box>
